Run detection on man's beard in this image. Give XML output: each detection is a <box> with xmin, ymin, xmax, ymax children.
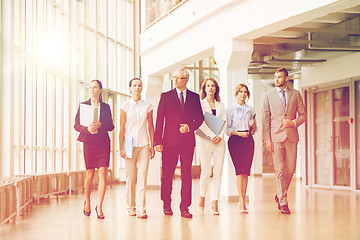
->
<box><xmin>275</xmin><ymin>82</ymin><xmax>285</xmax><ymax>88</ymax></box>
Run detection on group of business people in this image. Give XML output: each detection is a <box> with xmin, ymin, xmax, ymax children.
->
<box><xmin>73</xmin><ymin>67</ymin><xmax>306</xmax><ymax>219</ymax></box>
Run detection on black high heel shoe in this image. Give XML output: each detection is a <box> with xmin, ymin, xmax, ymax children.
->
<box><xmin>83</xmin><ymin>201</ymin><xmax>91</xmax><ymax>217</ymax></box>
<box><xmin>95</xmin><ymin>206</ymin><xmax>105</xmax><ymax>219</ymax></box>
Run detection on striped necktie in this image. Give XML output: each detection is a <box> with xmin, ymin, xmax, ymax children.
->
<box><xmin>280</xmin><ymin>89</ymin><xmax>286</xmax><ymax>110</ymax></box>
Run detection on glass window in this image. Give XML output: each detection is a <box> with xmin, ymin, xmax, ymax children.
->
<box><xmin>2</xmin><ymin>0</ymin><xmax>135</xmax><ymax>178</ymax></box>
<box><xmin>145</xmin><ymin>0</ymin><xmax>183</xmax><ymax>26</ymax></box>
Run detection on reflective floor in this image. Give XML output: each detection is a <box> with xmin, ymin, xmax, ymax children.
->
<box><xmin>1</xmin><ymin>175</ymin><xmax>360</xmax><ymax>240</ymax></box>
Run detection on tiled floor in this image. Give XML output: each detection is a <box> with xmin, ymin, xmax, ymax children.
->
<box><xmin>1</xmin><ymin>175</ymin><xmax>359</xmax><ymax>240</ymax></box>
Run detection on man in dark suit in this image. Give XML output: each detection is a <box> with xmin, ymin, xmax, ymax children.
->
<box><xmin>262</xmin><ymin>68</ymin><xmax>306</xmax><ymax>214</ymax></box>
<box><xmin>154</xmin><ymin>68</ymin><xmax>204</xmax><ymax>218</ymax></box>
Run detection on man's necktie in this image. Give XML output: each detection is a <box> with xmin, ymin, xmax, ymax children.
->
<box><xmin>280</xmin><ymin>89</ymin><xmax>286</xmax><ymax>110</ymax></box>
<box><xmin>180</xmin><ymin>92</ymin><xmax>185</xmax><ymax>110</ymax></box>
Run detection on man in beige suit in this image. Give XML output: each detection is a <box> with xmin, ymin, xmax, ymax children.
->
<box><xmin>262</xmin><ymin>68</ymin><xmax>306</xmax><ymax>214</ymax></box>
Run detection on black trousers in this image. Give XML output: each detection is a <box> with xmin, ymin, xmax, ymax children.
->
<box><xmin>161</xmin><ymin>143</ymin><xmax>194</xmax><ymax>212</ymax></box>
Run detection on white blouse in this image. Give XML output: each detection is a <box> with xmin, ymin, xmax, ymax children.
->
<box><xmin>226</xmin><ymin>103</ymin><xmax>256</xmax><ymax>136</ymax></box>
<box><xmin>120</xmin><ymin>98</ymin><xmax>153</xmax><ymax>147</ymax></box>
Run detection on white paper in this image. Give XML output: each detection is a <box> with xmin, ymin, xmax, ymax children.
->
<box><xmin>79</xmin><ymin>104</ymin><xmax>98</xmax><ymax>126</ymax></box>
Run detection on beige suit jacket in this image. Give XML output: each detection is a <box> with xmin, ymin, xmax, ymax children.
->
<box><xmin>262</xmin><ymin>88</ymin><xmax>306</xmax><ymax>143</ymax></box>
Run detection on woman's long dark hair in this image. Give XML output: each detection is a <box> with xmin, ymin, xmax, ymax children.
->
<box><xmin>90</xmin><ymin>79</ymin><xmax>103</xmax><ymax>102</ymax></box>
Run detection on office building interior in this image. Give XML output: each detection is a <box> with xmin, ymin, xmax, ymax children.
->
<box><xmin>1</xmin><ymin>0</ymin><xmax>360</xmax><ymax>239</ymax></box>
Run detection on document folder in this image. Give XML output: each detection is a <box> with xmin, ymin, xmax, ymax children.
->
<box><xmin>195</xmin><ymin>129</ymin><xmax>212</xmax><ymax>141</ymax></box>
<box><xmin>123</xmin><ymin>136</ymin><xmax>134</xmax><ymax>159</ymax></box>
<box><xmin>204</xmin><ymin>112</ymin><xmax>226</xmax><ymax>136</ymax></box>
<box><xmin>79</xmin><ymin>104</ymin><xmax>99</xmax><ymax>126</ymax></box>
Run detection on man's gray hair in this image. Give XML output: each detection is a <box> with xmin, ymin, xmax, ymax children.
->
<box><xmin>174</xmin><ymin>68</ymin><xmax>190</xmax><ymax>79</ymax></box>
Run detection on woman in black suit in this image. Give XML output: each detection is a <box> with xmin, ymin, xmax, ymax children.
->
<box><xmin>74</xmin><ymin>80</ymin><xmax>114</xmax><ymax>219</ymax></box>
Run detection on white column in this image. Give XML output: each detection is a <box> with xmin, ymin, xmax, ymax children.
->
<box><xmin>214</xmin><ymin>39</ymin><xmax>253</xmax><ymax>201</ymax></box>
<box><xmin>143</xmin><ymin>75</ymin><xmax>164</xmax><ymax>187</ymax></box>
<box><xmin>0</xmin><ymin>0</ymin><xmax>14</xmax><ymax>177</ymax></box>
<box><xmin>249</xmin><ymin>79</ymin><xmax>264</xmax><ymax>176</ymax></box>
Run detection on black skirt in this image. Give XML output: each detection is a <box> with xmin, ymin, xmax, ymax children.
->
<box><xmin>228</xmin><ymin>134</ymin><xmax>254</xmax><ymax>176</ymax></box>
<box><xmin>83</xmin><ymin>142</ymin><xmax>110</xmax><ymax>170</ymax></box>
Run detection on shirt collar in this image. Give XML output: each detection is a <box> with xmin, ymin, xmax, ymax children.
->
<box><xmin>176</xmin><ymin>88</ymin><xmax>187</xmax><ymax>95</ymax></box>
<box><xmin>235</xmin><ymin>102</ymin><xmax>247</xmax><ymax>109</ymax></box>
<box><xmin>276</xmin><ymin>87</ymin><xmax>288</xmax><ymax>93</ymax></box>
<box><xmin>130</xmin><ymin>97</ymin><xmax>142</xmax><ymax>105</ymax></box>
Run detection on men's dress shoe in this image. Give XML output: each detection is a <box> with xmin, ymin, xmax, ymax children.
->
<box><xmin>83</xmin><ymin>201</ymin><xmax>91</xmax><ymax>217</ymax></box>
<box><xmin>181</xmin><ymin>210</ymin><xmax>193</xmax><ymax>219</ymax></box>
<box><xmin>163</xmin><ymin>206</ymin><xmax>173</xmax><ymax>216</ymax></box>
<box><xmin>280</xmin><ymin>204</ymin><xmax>291</xmax><ymax>214</ymax></box>
<box><xmin>274</xmin><ymin>195</ymin><xmax>281</xmax><ymax>210</ymax></box>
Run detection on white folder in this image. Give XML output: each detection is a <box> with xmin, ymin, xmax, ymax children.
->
<box><xmin>123</xmin><ymin>136</ymin><xmax>134</xmax><ymax>158</ymax></box>
<box><xmin>79</xmin><ymin>104</ymin><xmax>99</xmax><ymax>126</ymax></box>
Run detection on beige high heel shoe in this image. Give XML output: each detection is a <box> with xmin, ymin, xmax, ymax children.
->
<box><xmin>238</xmin><ymin>202</ymin><xmax>248</xmax><ymax>214</ymax></box>
<box><xmin>199</xmin><ymin>196</ymin><xmax>205</xmax><ymax>212</ymax></box>
<box><xmin>212</xmin><ymin>200</ymin><xmax>219</xmax><ymax>215</ymax></box>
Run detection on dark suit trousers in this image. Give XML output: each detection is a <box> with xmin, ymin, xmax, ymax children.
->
<box><xmin>161</xmin><ymin>143</ymin><xmax>194</xmax><ymax>212</ymax></box>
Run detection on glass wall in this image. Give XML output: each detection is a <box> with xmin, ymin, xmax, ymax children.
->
<box><xmin>1</xmin><ymin>0</ymin><xmax>135</xmax><ymax>177</ymax></box>
<box><xmin>145</xmin><ymin>0</ymin><xmax>183</xmax><ymax>26</ymax></box>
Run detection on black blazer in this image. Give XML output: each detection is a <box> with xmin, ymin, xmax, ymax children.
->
<box><xmin>154</xmin><ymin>89</ymin><xmax>204</xmax><ymax>147</ymax></box>
<box><xmin>74</xmin><ymin>99</ymin><xmax>115</xmax><ymax>145</ymax></box>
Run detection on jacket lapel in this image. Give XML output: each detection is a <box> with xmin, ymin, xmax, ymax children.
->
<box><xmin>272</xmin><ymin>89</ymin><xmax>286</xmax><ymax>113</ymax></box>
<box><xmin>285</xmin><ymin>89</ymin><xmax>293</xmax><ymax>113</ymax></box>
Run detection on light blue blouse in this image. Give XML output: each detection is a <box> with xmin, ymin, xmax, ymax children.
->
<box><xmin>226</xmin><ymin>103</ymin><xmax>256</xmax><ymax>136</ymax></box>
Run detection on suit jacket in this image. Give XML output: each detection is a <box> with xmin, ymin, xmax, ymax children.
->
<box><xmin>262</xmin><ymin>88</ymin><xmax>306</xmax><ymax>143</ymax></box>
<box><xmin>197</xmin><ymin>99</ymin><xmax>226</xmax><ymax>140</ymax></box>
<box><xmin>74</xmin><ymin>99</ymin><xmax>115</xmax><ymax>145</ymax></box>
<box><xmin>154</xmin><ymin>88</ymin><xmax>204</xmax><ymax>148</ymax></box>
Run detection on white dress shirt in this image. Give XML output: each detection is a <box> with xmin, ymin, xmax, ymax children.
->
<box><xmin>275</xmin><ymin>87</ymin><xmax>297</xmax><ymax>127</ymax></box>
<box><xmin>275</xmin><ymin>87</ymin><xmax>288</xmax><ymax>102</ymax></box>
<box><xmin>90</xmin><ymin>101</ymin><xmax>101</xmax><ymax>121</ymax></box>
<box><xmin>120</xmin><ymin>98</ymin><xmax>153</xmax><ymax>147</ymax></box>
<box><xmin>175</xmin><ymin>88</ymin><xmax>187</xmax><ymax>103</ymax></box>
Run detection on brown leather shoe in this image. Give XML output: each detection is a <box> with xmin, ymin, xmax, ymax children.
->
<box><xmin>181</xmin><ymin>210</ymin><xmax>193</xmax><ymax>218</ymax></box>
<box><xmin>163</xmin><ymin>206</ymin><xmax>173</xmax><ymax>216</ymax></box>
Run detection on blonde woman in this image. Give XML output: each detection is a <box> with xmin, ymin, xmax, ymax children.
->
<box><xmin>119</xmin><ymin>78</ymin><xmax>155</xmax><ymax>219</ymax></box>
<box><xmin>197</xmin><ymin>79</ymin><xmax>226</xmax><ymax>215</ymax></box>
<box><xmin>226</xmin><ymin>83</ymin><xmax>256</xmax><ymax>213</ymax></box>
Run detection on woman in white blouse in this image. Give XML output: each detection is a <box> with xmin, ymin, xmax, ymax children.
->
<box><xmin>119</xmin><ymin>78</ymin><xmax>155</xmax><ymax>219</ymax></box>
<box><xmin>197</xmin><ymin>78</ymin><xmax>226</xmax><ymax>215</ymax></box>
<box><xmin>226</xmin><ymin>83</ymin><xmax>256</xmax><ymax>213</ymax></box>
